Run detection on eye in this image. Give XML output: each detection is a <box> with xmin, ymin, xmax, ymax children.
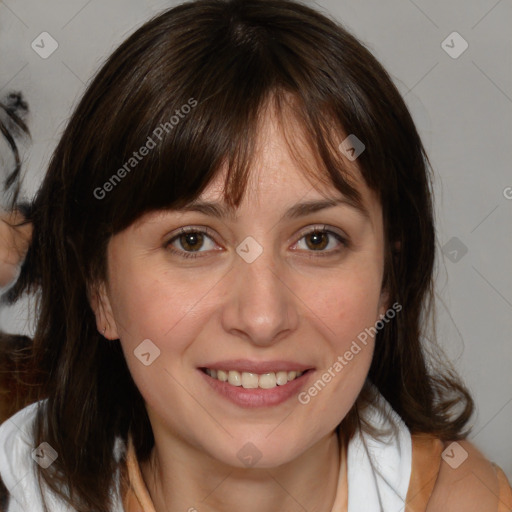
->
<box><xmin>164</xmin><ymin>226</ymin><xmax>220</xmax><ymax>259</ymax></box>
<box><xmin>292</xmin><ymin>225</ymin><xmax>348</xmax><ymax>257</ymax></box>
<box><xmin>164</xmin><ymin>224</ymin><xmax>348</xmax><ymax>260</ymax></box>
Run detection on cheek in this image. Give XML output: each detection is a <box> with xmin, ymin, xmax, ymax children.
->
<box><xmin>105</xmin><ymin>257</ymin><xmax>221</xmax><ymax>409</ymax></box>
<box><xmin>297</xmin><ymin>260</ymin><xmax>383</xmax><ymax>408</ymax></box>
<box><xmin>107</xmin><ymin>257</ymin><xmax>201</xmax><ymax>344</ymax></box>
<box><xmin>106</xmin><ymin>263</ymin><xmax>205</xmax><ymax>415</ymax></box>
<box><xmin>308</xmin><ymin>263</ymin><xmax>384</xmax><ymax>345</ymax></box>
<box><xmin>295</xmin><ymin>272</ymin><xmax>381</xmax><ymax>429</ymax></box>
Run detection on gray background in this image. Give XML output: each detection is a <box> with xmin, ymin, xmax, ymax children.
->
<box><xmin>1</xmin><ymin>0</ymin><xmax>511</xmax><ymax>480</ymax></box>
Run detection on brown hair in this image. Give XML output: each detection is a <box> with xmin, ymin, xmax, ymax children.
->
<box><xmin>2</xmin><ymin>0</ymin><xmax>473</xmax><ymax>510</ymax></box>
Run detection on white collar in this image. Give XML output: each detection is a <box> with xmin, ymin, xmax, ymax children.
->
<box><xmin>344</xmin><ymin>388</ymin><xmax>412</xmax><ymax>512</ymax></box>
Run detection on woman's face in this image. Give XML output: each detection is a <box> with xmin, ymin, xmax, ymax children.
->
<box><xmin>93</xmin><ymin>110</ymin><xmax>390</xmax><ymax>468</ymax></box>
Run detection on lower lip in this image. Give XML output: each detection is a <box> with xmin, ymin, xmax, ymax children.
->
<box><xmin>198</xmin><ymin>369</ymin><xmax>313</xmax><ymax>408</ymax></box>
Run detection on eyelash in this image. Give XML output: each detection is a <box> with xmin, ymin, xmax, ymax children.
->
<box><xmin>164</xmin><ymin>225</ymin><xmax>349</xmax><ymax>260</ymax></box>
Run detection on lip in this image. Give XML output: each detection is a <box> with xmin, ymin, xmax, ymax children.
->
<box><xmin>199</xmin><ymin>359</ymin><xmax>314</xmax><ymax>374</ymax></box>
<box><xmin>198</xmin><ymin>364</ymin><xmax>314</xmax><ymax>408</ymax></box>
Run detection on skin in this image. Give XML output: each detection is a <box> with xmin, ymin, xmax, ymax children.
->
<box><xmin>92</xmin><ymin>106</ymin><xmax>391</xmax><ymax>512</ymax></box>
<box><xmin>0</xmin><ymin>209</ymin><xmax>32</xmax><ymax>288</ymax></box>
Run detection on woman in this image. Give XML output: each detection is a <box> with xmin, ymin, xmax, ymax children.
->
<box><xmin>0</xmin><ymin>0</ymin><xmax>511</xmax><ymax>511</ymax></box>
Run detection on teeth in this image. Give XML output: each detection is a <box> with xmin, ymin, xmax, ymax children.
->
<box><xmin>241</xmin><ymin>372</ymin><xmax>259</xmax><ymax>389</ymax></box>
<box><xmin>259</xmin><ymin>373</ymin><xmax>277</xmax><ymax>389</ymax></box>
<box><xmin>204</xmin><ymin>369</ymin><xmax>305</xmax><ymax>388</ymax></box>
<box><xmin>276</xmin><ymin>371</ymin><xmax>288</xmax><ymax>386</ymax></box>
<box><xmin>228</xmin><ymin>370</ymin><xmax>242</xmax><ymax>386</ymax></box>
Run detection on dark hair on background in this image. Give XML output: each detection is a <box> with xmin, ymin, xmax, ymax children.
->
<box><xmin>0</xmin><ymin>92</ymin><xmax>30</xmax><ymax>209</ymax></box>
<box><xmin>3</xmin><ymin>0</ymin><xmax>473</xmax><ymax>510</ymax></box>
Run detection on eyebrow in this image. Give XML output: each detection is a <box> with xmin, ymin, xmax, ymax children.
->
<box><xmin>175</xmin><ymin>196</ymin><xmax>370</xmax><ymax>222</ymax></box>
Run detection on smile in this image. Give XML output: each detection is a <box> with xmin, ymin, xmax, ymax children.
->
<box><xmin>198</xmin><ymin>360</ymin><xmax>314</xmax><ymax>407</ymax></box>
<box><xmin>202</xmin><ymin>368</ymin><xmax>305</xmax><ymax>389</ymax></box>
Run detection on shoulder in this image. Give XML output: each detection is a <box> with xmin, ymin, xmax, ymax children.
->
<box><xmin>0</xmin><ymin>399</ymin><xmax>41</xmax><ymax>451</ymax></box>
<box><xmin>0</xmin><ymin>400</ymin><xmax>44</xmax><ymax>512</ymax></box>
<box><xmin>0</xmin><ymin>402</ymin><xmax>128</xmax><ymax>512</ymax></box>
<box><xmin>426</xmin><ymin>439</ymin><xmax>512</xmax><ymax>512</ymax></box>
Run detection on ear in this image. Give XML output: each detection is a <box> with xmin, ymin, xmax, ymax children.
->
<box><xmin>88</xmin><ymin>281</ymin><xmax>119</xmax><ymax>340</ymax></box>
<box><xmin>377</xmin><ymin>240</ymin><xmax>401</xmax><ymax>317</ymax></box>
<box><xmin>377</xmin><ymin>285</ymin><xmax>390</xmax><ymax>318</ymax></box>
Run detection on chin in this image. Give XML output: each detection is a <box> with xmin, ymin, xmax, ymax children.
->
<box><xmin>202</xmin><ymin>430</ymin><xmax>316</xmax><ymax>470</ymax></box>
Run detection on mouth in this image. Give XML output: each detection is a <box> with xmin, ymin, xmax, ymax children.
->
<box><xmin>198</xmin><ymin>363</ymin><xmax>314</xmax><ymax>408</ymax></box>
<box><xmin>200</xmin><ymin>368</ymin><xmax>307</xmax><ymax>389</ymax></box>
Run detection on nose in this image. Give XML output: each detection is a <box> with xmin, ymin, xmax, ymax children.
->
<box><xmin>220</xmin><ymin>246</ymin><xmax>300</xmax><ymax>347</ymax></box>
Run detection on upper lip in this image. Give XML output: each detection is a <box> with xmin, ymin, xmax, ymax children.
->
<box><xmin>199</xmin><ymin>359</ymin><xmax>314</xmax><ymax>374</ymax></box>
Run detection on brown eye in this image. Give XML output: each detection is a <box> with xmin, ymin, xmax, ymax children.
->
<box><xmin>304</xmin><ymin>231</ymin><xmax>330</xmax><ymax>251</ymax></box>
<box><xmin>294</xmin><ymin>226</ymin><xmax>348</xmax><ymax>257</ymax></box>
<box><xmin>178</xmin><ymin>232</ymin><xmax>205</xmax><ymax>252</ymax></box>
<box><xmin>164</xmin><ymin>227</ymin><xmax>219</xmax><ymax>259</ymax></box>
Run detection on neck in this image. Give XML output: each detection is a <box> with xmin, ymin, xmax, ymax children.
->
<box><xmin>139</xmin><ymin>428</ymin><xmax>345</xmax><ymax>512</ymax></box>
